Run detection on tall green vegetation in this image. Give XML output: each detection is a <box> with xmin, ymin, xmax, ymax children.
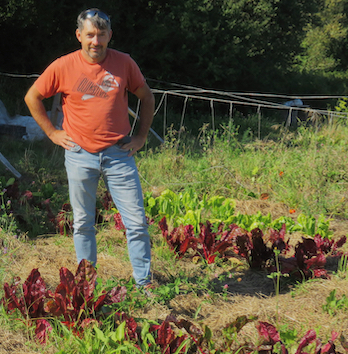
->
<box><xmin>296</xmin><ymin>0</ymin><xmax>348</xmax><ymax>73</ymax></box>
<box><xmin>137</xmin><ymin>117</ymin><xmax>348</xmax><ymax>219</ymax></box>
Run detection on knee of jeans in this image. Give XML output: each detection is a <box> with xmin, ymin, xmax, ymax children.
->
<box><xmin>124</xmin><ymin>219</ymin><xmax>148</xmax><ymax>234</ymax></box>
<box><xmin>73</xmin><ymin>220</ymin><xmax>95</xmax><ymax>235</ymax></box>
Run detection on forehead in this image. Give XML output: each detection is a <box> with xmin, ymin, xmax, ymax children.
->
<box><xmin>81</xmin><ymin>19</ymin><xmax>110</xmax><ymax>33</ymax></box>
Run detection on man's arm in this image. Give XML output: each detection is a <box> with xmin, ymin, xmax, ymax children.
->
<box><xmin>123</xmin><ymin>82</ymin><xmax>155</xmax><ymax>156</ymax></box>
<box><xmin>24</xmin><ymin>85</ymin><xmax>74</xmax><ymax>149</ymax></box>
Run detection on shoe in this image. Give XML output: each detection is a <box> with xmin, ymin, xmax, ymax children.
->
<box><xmin>143</xmin><ymin>283</ymin><xmax>158</xmax><ymax>298</ymax></box>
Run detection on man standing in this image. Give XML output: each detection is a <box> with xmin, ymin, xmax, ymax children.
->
<box><xmin>25</xmin><ymin>8</ymin><xmax>155</xmax><ymax>288</ymax></box>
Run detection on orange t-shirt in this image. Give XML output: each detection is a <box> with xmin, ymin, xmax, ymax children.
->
<box><xmin>35</xmin><ymin>49</ymin><xmax>146</xmax><ymax>153</ymax></box>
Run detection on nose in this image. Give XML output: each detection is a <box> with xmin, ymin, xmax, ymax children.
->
<box><xmin>92</xmin><ymin>35</ymin><xmax>100</xmax><ymax>45</ymax></box>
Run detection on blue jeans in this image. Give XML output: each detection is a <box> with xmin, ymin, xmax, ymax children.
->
<box><xmin>64</xmin><ymin>143</ymin><xmax>151</xmax><ymax>286</ymax></box>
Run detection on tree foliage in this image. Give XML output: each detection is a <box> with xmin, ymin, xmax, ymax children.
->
<box><xmin>0</xmin><ymin>0</ymin><xmax>347</xmax><ymax>94</ymax></box>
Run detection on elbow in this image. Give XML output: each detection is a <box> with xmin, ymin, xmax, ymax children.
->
<box><xmin>149</xmin><ymin>91</ymin><xmax>155</xmax><ymax>108</ymax></box>
<box><xmin>146</xmin><ymin>89</ymin><xmax>155</xmax><ymax>107</ymax></box>
<box><xmin>24</xmin><ymin>92</ymin><xmax>30</xmax><ymax>106</ymax></box>
<box><xmin>24</xmin><ymin>87</ymin><xmax>35</xmax><ymax>107</ymax></box>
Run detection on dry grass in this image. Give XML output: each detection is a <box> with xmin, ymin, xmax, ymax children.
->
<box><xmin>1</xmin><ymin>199</ymin><xmax>348</xmax><ymax>353</ymax></box>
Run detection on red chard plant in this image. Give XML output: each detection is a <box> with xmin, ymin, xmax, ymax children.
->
<box><xmin>232</xmin><ymin>226</ymin><xmax>274</xmax><ymax>269</ymax></box>
<box><xmin>2</xmin><ymin>268</ymin><xmax>52</xmax><ymax>343</ymax></box>
<box><xmin>114</xmin><ymin>212</ymin><xmax>126</xmax><ymax>233</ymax></box>
<box><xmin>292</xmin><ymin>235</ymin><xmax>347</xmax><ymax>279</ymax></box>
<box><xmin>1</xmin><ymin>260</ymin><xmax>130</xmax><ymax>343</ymax></box>
<box><xmin>151</xmin><ymin>315</ymin><xmax>190</xmax><ymax>354</ymax></box>
<box><xmin>2</xmin><ymin>268</ymin><xmax>48</xmax><ymax>319</ymax></box>
<box><xmin>45</xmin><ymin>260</ymin><xmax>106</xmax><ymax>328</ymax></box>
<box><xmin>268</xmin><ymin>224</ymin><xmax>291</xmax><ymax>254</ymax></box>
<box><xmin>56</xmin><ymin>203</ymin><xmax>73</xmax><ymax>236</ymax></box>
<box><xmin>196</xmin><ymin>221</ymin><xmax>234</xmax><ymax>264</ymax></box>
<box><xmin>158</xmin><ymin>216</ymin><xmax>198</xmax><ymax>258</ymax></box>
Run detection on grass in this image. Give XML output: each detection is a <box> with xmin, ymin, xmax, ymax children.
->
<box><xmin>138</xmin><ymin>122</ymin><xmax>348</xmax><ymax>218</ymax></box>
<box><xmin>1</xmin><ymin>118</ymin><xmax>348</xmax><ymax>352</ymax></box>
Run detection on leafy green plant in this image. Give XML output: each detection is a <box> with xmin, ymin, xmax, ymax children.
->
<box><xmin>322</xmin><ymin>289</ymin><xmax>348</xmax><ymax>316</ymax></box>
<box><xmin>335</xmin><ymin>254</ymin><xmax>348</xmax><ymax>279</ymax></box>
<box><xmin>278</xmin><ymin>324</ymin><xmax>299</xmax><ymax>351</ymax></box>
<box><xmin>291</xmin><ymin>213</ymin><xmax>333</xmax><ymax>238</ymax></box>
<box><xmin>144</xmin><ymin>189</ymin><xmax>334</xmax><ymax>238</ymax></box>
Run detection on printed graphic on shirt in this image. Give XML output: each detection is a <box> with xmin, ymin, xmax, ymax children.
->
<box><xmin>73</xmin><ymin>71</ymin><xmax>120</xmax><ymax>101</ymax></box>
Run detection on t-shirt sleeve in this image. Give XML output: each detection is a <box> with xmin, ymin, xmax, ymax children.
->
<box><xmin>34</xmin><ymin>59</ymin><xmax>62</xmax><ymax>98</ymax></box>
<box><xmin>126</xmin><ymin>56</ymin><xmax>146</xmax><ymax>94</ymax></box>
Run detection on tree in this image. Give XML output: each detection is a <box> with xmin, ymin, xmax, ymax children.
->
<box><xmin>1</xmin><ymin>0</ymin><xmax>346</xmax><ymax>94</ymax></box>
<box><xmin>296</xmin><ymin>0</ymin><xmax>348</xmax><ymax>73</ymax></box>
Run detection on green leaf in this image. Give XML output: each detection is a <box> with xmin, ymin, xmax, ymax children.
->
<box><xmin>94</xmin><ymin>326</ymin><xmax>108</xmax><ymax>344</ymax></box>
<box><xmin>114</xmin><ymin>321</ymin><xmax>126</xmax><ymax>342</ymax></box>
<box><xmin>6</xmin><ymin>177</ymin><xmax>15</xmax><ymax>187</ymax></box>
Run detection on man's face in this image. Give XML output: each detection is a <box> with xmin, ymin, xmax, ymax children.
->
<box><xmin>76</xmin><ymin>19</ymin><xmax>112</xmax><ymax>63</ymax></box>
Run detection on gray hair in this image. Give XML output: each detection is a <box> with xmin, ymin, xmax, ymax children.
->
<box><xmin>77</xmin><ymin>8</ymin><xmax>111</xmax><ymax>31</ymax></box>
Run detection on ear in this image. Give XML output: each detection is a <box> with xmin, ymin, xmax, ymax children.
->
<box><xmin>108</xmin><ymin>29</ymin><xmax>113</xmax><ymax>42</ymax></box>
<box><xmin>76</xmin><ymin>28</ymin><xmax>82</xmax><ymax>43</ymax></box>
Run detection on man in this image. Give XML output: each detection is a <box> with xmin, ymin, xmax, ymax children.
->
<box><xmin>25</xmin><ymin>8</ymin><xmax>155</xmax><ymax>289</ymax></box>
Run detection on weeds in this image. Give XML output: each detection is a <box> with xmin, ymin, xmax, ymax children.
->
<box><xmin>322</xmin><ymin>289</ymin><xmax>348</xmax><ymax>316</ymax></box>
<box><xmin>336</xmin><ymin>254</ymin><xmax>348</xmax><ymax>279</ymax></box>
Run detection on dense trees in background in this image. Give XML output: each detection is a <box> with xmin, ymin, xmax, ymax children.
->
<box><xmin>1</xmin><ymin>0</ymin><xmax>348</xmax><ymax>95</ymax></box>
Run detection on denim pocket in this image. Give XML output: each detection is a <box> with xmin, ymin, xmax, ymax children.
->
<box><xmin>70</xmin><ymin>143</ymin><xmax>82</xmax><ymax>152</ymax></box>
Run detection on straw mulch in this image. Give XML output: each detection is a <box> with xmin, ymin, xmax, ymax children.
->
<box><xmin>1</xmin><ymin>199</ymin><xmax>348</xmax><ymax>353</ymax></box>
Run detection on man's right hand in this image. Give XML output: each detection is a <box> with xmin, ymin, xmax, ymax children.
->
<box><xmin>49</xmin><ymin>129</ymin><xmax>75</xmax><ymax>150</ymax></box>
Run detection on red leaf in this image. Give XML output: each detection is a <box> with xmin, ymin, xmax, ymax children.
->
<box><xmin>305</xmin><ymin>254</ymin><xmax>327</xmax><ymax>270</ymax></box>
<box><xmin>197</xmin><ymin>221</ymin><xmax>234</xmax><ymax>264</ymax></box>
<box><xmin>178</xmin><ymin>236</ymin><xmax>198</xmax><ymax>258</ymax></box>
<box><xmin>114</xmin><ymin>213</ymin><xmax>126</xmax><ymax>231</ymax></box>
<box><xmin>256</xmin><ymin>321</ymin><xmax>280</xmax><ymax>345</ymax></box>
<box><xmin>74</xmin><ymin>259</ymin><xmax>97</xmax><ymax>299</ymax></box>
<box><xmin>105</xmin><ymin>286</ymin><xmax>127</xmax><ymax>304</ymax></box>
<box><xmin>158</xmin><ymin>217</ymin><xmax>168</xmax><ymax>234</ymax></box>
<box><xmin>320</xmin><ymin>332</ymin><xmax>339</xmax><ymax>354</ymax></box>
<box><xmin>2</xmin><ymin>270</ymin><xmax>49</xmax><ymax>343</ymax></box>
<box><xmin>314</xmin><ymin>234</ymin><xmax>332</xmax><ymax>252</ymax></box>
<box><xmin>102</xmin><ymin>191</ymin><xmax>114</xmax><ymax>210</ymax></box>
<box><xmin>199</xmin><ymin>222</ymin><xmax>215</xmax><ymax>252</ymax></box>
<box><xmin>155</xmin><ymin>318</ymin><xmax>188</xmax><ymax>354</ymax></box>
<box><xmin>57</xmin><ymin>203</ymin><xmax>73</xmax><ymax>236</ymax></box>
<box><xmin>59</xmin><ymin>267</ymin><xmax>76</xmax><ymax>296</ymax></box>
<box><xmin>35</xmin><ymin>319</ymin><xmax>52</xmax><ymax>344</ymax></box>
<box><xmin>162</xmin><ymin>220</ymin><xmax>197</xmax><ymax>258</ymax></box>
<box><xmin>312</xmin><ymin>268</ymin><xmax>329</xmax><ymax>279</ymax></box>
<box><xmin>3</xmin><ymin>281</ymin><xmax>25</xmax><ymax>316</ymax></box>
<box><xmin>249</xmin><ymin>228</ymin><xmax>273</xmax><ymax>269</ymax></box>
<box><xmin>269</xmin><ymin>224</ymin><xmax>290</xmax><ymax>254</ymax></box>
<box><xmin>156</xmin><ymin>321</ymin><xmax>177</xmax><ymax>354</ymax></box>
<box><xmin>334</xmin><ymin>236</ymin><xmax>347</xmax><ymax>250</ymax></box>
<box><xmin>114</xmin><ymin>312</ymin><xmax>139</xmax><ymax>341</ymax></box>
<box><xmin>295</xmin><ymin>329</ymin><xmax>317</xmax><ymax>354</ymax></box>
<box><xmin>92</xmin><ymin>293</ymin><xmax>107</xmax><ymax>313</ymax></box>
<box><xmin>21</xmin><ymin>269</ymin><xmax>48</xmax><ymax>318</ymax></box>
<box><xmin>45</xmin><ymin>283</ymin><xmax>68</xmax><ymax>317</ymax></box>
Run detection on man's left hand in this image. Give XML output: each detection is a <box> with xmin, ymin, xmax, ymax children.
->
<box><xmin>121</xmin><ymin>136</ymin><xmax>146</xmax><ymax>156</ymax></box>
